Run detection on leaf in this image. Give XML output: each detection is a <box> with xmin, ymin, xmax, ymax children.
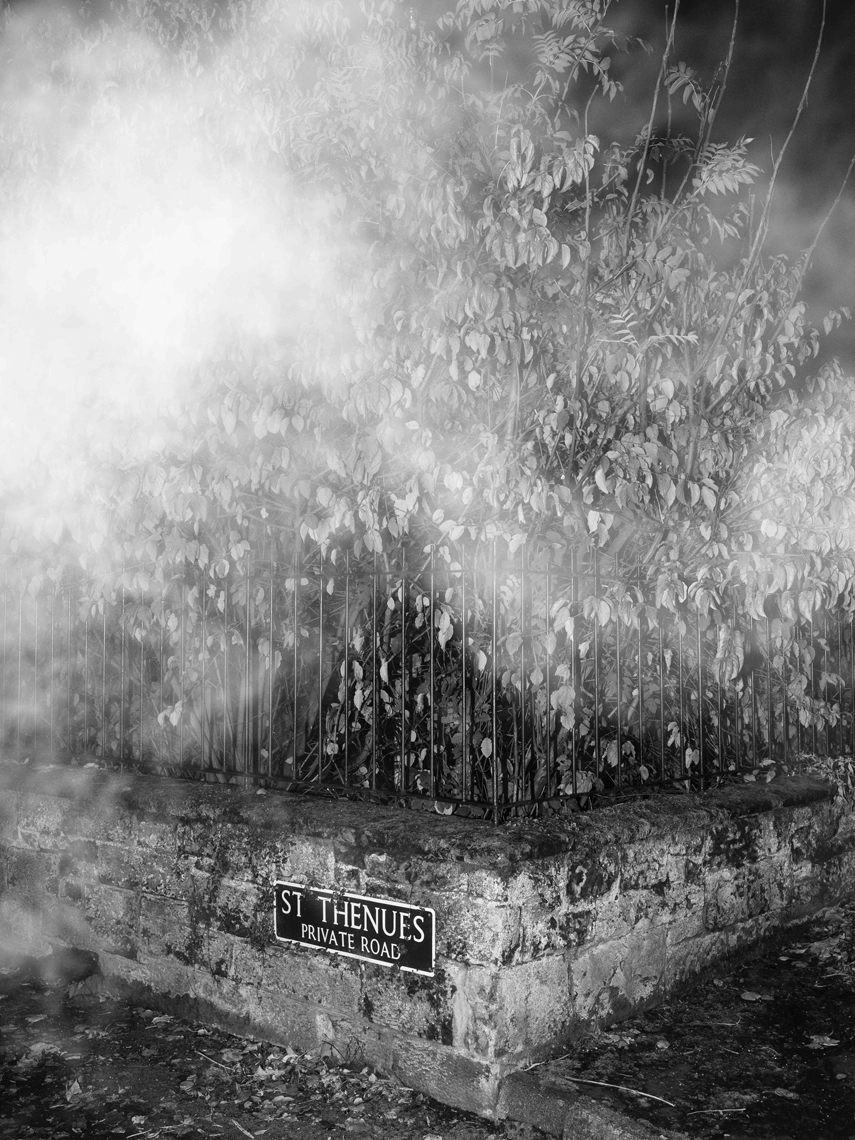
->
<box><xmin>740</xmin><ymin>991</ymin><xmax>763</xmax><ymax>1002</ymax></box>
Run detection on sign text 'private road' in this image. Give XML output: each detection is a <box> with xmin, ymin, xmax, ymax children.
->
<box><xmin>273</xmin><ymin>882</ymin><xmax>435</xmax><ymax>976</ymax></box>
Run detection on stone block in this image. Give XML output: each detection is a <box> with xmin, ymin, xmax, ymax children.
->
<box><xmin>0</xmin><ymin>792</ymin><xmax>17</xmax><ymax>843</ymax></box>
<box><xmin>82</xmin><ymin>884</ymin><xmax>139</xmax><ymax>957</ymax></box>
<box><xmin>139</xmin><ymin>894</ymin><xmax>189</xmax><ymax>957</ymax></box>
<box><xmin>563</xmin><ymin>847</ymin><xmax>620</xmax><ymax>904</ymax></box>
<box><xmin>16</xmin><ymin>793</ymin><xmax>67</xmax><ymax>846</ymax></box>
<box><xmin>498</xmin><ymin>1069</ymin><xmax>578</xmax><ymax>1135</ymax></box>
<box><xmin>431</xmin><ymin>891</ymin><xmax>521</xmax><ymax>965</ymax></box>
<box><xmin>278</xmin><ymin>838</ymin><xmax>337</xmax><ymax>885</ymax></box>
<box><xmin>452</xmin><ymin>956</ymin><xmax>574</xmax><ymax>1061</ymax></box>
<box><xmin>520</xmin><ymin>900</ymin><xmax>596</xmax><ymax>958</ymax></box>
<box><xmin>96</xmin><ymin>842</ymin><xmax>198</xmax><ymax>899</ymax></box>
<box><xmin>4</xmin><ymin>847</ymin><xmax>59</xmax><ymax>896</ymax></box>
<box><xmin>390</xmin><ymin>1035</ymin><xmax>500</xmax><ymax>1117</ymax></box>
<box><xmin>703</xmin><ymin>857</ymin><xmax>788</xmax><ymax>933</ymax></box>
<box><xmin>257</xmin><ymin>941</ymin><xmax>363</xmax><ymax>1017</ymax></box>
<box><xmin>0</xmin><ymin>894</ymin><xmax>35</xmax><ymax>944</ymax></box>
<box><xmin>592</xmin><ymin>888</ymin><xmax>660</xmax><ymax>944</ymax></box>
<box><xmin>570</xmin><ymin>925</ymin><xmax>666</xmax><ymax>1025</ymax></box>
<box><xmin>663</xmin><ymin>929</ymin><xmax>729</xmax><ymax>990</ymax></box>
<box><xmin>360</xmin><ymin>959</ymin><xmax>455</xmax><ymax>1042</ymax></box>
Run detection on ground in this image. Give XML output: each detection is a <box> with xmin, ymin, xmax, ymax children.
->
<box><xmin>2</xmin><ymin>900</ymin><xmax>855</xmax><ymax>1140</ymax></box>
<box><xmin>0</xmin><ymin>953</ymin><xmax>526</xmax><ymax>1140</ymax></box>
<box><xmin>532</xmin><ymin>898</ymin><xmax>855</xmax><ymax>1139</ymax></box>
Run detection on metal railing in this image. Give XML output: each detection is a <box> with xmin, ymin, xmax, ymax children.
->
<box><xmin>1</xmin><ymin>546</ymin><xmax>852</xmax><ymax>819</ymax></box>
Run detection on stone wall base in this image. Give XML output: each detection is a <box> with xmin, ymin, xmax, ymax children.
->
<box><xmin>1</xmin><ymin>763</ymin><xmax>853</xmax><ymax>1117</ymax></box>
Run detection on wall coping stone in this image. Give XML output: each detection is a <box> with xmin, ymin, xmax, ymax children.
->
<box><xmin>0</xmin><ymin>761</ymin><xmax>836</xmax><ymax>869</ymax></box>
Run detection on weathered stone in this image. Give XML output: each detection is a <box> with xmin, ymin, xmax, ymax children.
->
<box><xmin>570</xmin><ymin>925</ymin><xmax>666</xmax><ymax>1024</ymax></box>
<box><xmin>1</xmin><ymin>761</ymin><xmax>853</xmax><ymax>1122</ymax></box>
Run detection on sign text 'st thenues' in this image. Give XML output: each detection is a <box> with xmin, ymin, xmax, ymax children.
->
<box><xmin>274</xmin><ymin>882</ymin><xmax>436</xmax><ymax>976</ymax></box>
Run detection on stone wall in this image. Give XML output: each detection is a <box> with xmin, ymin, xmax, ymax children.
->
<box><xmin>1</xmin><ymin>762</ymin><xmax>853</xmax><ymax>1117</ymax></box>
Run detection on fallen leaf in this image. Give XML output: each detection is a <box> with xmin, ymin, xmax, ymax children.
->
<box><xmin>25</xmin><ymin>1014</ymin><xmax>47</xmax><ymax>1023</ymax></box>
<box><xmin>740</xmin><ymin>992</ymin><xmax>763</xmax><ymax>1002</ymax></box>
<box><xmin>807</xmin><ymin>1035</ymin><xmax>840</xmax><ymax>1049</ymax></box>
<box><xmin>772</xmin><ymin>1088</ymin><xmax>800</xmax><ymax>1100</ymax></box>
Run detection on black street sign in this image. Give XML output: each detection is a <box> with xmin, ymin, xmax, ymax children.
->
<box><xmin>273</xmin><ymin>882</ymin><xmax>435</xmax><ymax>976</ymax></box>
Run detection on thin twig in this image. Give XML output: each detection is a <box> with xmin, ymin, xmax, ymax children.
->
<box><xmin>230</xmin><ymin>1120</ymin><xmax>255</xmax><ymax>1140</ymax></box>
<box><xmin>688</xmin><ymin>1108</ymin><xmax>746</xmax><ymax>1116</ymax></box>
<box><xmin>562</xmin><ymin>1076</ymin><xmax>676</xmax><ymax>1108</ymax></box>
<box><xmin>623</xmin><ymin>0</ymin><xmax>681</xmax><ymax>255</ymax></box>
<box><xmin>196</xmin><ymin>1049</ymin><xmax>231</xmax><ymax>1071</ymax></box>
<box><xmin>524</xmin><ymin>1050</ymin><xmax>574</xmax><ymax>1071</ymax></box>
<box><xmin>695</xmin><ymin>0</ymin><xmax>828</xmax><ymax>419</ymax></box>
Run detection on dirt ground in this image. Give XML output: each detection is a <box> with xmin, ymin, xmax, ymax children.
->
<box><xmin>536</xmin><ymin>899</ymin><xmax>855</xmax><ymax>1139</ymax></box>
<box><xmin>0</xmin><ymin>951</ymin><xmax>528</xmax><ymax>1140</ymax></box>
<box><xmin>2</xmin><ymin>901</ymin><xmax>855</xmax><ymax>1140</ymax></box>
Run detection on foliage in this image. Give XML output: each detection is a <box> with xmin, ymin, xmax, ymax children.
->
<box><xmin>2</xmin><ymin>0</ymin><xmax>854</xmax><ymax>801</ymax></box>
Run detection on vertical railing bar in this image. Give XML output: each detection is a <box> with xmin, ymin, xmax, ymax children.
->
<box><xmin>17</xmin><ymin>568</ymin><xmax>24</xmax><ymax>761</ymax></box>
<box><xmin>717</xmin><ymin>638</ymin><xmax>724</xmax><ymax>775</ymax></box>
<box><xmin>400</xmin><ymin>545</ymin><xmax>407</xmax><ymax>795</ymax></box>
<box><xmin>593</xmin><ymin>548</ymin><xmax>601</xmax><ymax>782</ymax></box>
<box><xmin>823</xmin><ymin>611</ymin><xmax>830</xmax><ymax>759</ymax></box>
<box><xmin>765</xmin><ymin>613</ymin><xmax>773</xmax><ymax>766</ymax></box>
<box><xmin>50</xmin><ymin>584</ymin><xmax>56</xmax><ymax>758</ymax></box>
<box><xmin>268</xmin><ymin>546</ymin><xmax>274</xmax><ymax>779</ymax></box>
<box><xmin>658</xmin><ymin>618</ymin><xmax>665</xmax><ymax>781</ymax></box>
<box><xmin>544</xmin><ymin>562</ymin><xmax>552</xmax><ymax>800</ymax></box>
<box><xmin>615</xmin><ymin>600</ymin><xmax>622</xmax><ymax>788</ymax></box>
<box><xmin>159</xmin><ymin>585</ymin><xmax>165</xmax><ymax>765</ymax></box>
<box><xmin>781</xmin><ymin>619</ymin><xmax>789</xmax><ymax>767</ymax></box>
<box><xmin>101</xmin><ymin>601</ymin><xmax>107</xmax><ymax>760</ymax></box>
<box><xmin>677</xmin><ymin>621</ymin><xmax>685</xmax><ymax>778</ymax></box>
<box><xmin>697</xmin><ymin>613</ymin><xmax>704</xmax><ymax>778</ymax></box>
<box><xmin>520</xmin><ymin>547</ymin><xmax>526</xmax><ymax>803</ymax></box>
<box><xmin>570</xmin><ymin>548</ymin><xmax>578</xmax><ymax>796</ymax></box>
<box><xmin>810</xmin><ymin>614</ymin><xmax>817</xmax><ymax>757</ymax></box>
<box><xmin>371</xmin><ymin>552</ymin><xmax>378</xmax><ymax>791</ymax></box>
<box><xmin>733</xmin><ymin>597</ymin><xmax>741</xmax><ymax>772</ymax></box>
<box><xmin>119</xmin><ymin>571</ymin><xmax>126</xmax><ymax>762</ymax></box>
<box><xmin>244</xmin><ymin>564</ymin><xmax>251</xmax><ymax>779</ymax></box>
<box><xmin>201</xmin><ymin>571</ymin><xmax>207</xmax><ymax>770</ymax></box>
<box><xmin>84</xmin><ymin>607</ymin><xmax>90</xmax><ymax>760</ymax></box>
<box><xmin>491</xmin><ymin>542</ymin><xmax>499</xmax><ymax>819</ymax></box>
<box><xmin>839</xmin><ymin>611</ymin><xmax>848</xmax><ymax>761</ymax></box>
<box><xmin>317</xmin><ymin>554</ymin><xmax>324</xmax><ymax>787</ymax></box>
<box><xmin>344</xmin><ymin>549</ymin><xmax>351</xmax><ymax>783</ymax></box>
<box><xmin>33</xmin><ymin>591</ymin><xmax>39</xmax><ymax>759</ymax></box>
<box><xmin>461</xmin><ymin>546</ymin><xmax>468</xmax><ymax>802</ymax></box>
<box><xmin>138</xmin><ymin>610</ymin><xmax>144</xmax><ymax>766</ymax></box>
<box><xmin>615</xmin><ymin>597</ymin><xmax>624</xmax><ymax>784</ymax></box>
<box><xmin>222</xmin><ymin>577</ymin><xmax>229</xmax><ymax>773</ymax></box>
<box><xmin>429</xmin><ymin>548</ymin><xmax>436</xmax><ymax>799</ymax></box>
<box><xmin>1</xmin><ymin>570</ymin><xmax>6</xmax><ymax>758</ymax></box>
<box><xmin>637</xmin><ymin>578</ymin><xmax>644</xmax><ymax>776</ymax></box>
<box><xmin>293</xmin><ymin>547</ymin><xmax>300</xmax><ymax>782</ymax></box>
<box><xmin>180</xmin><ymin>579</ymin><xmax>187</xmax><ymax>771</ymax></box>
<box><xmin>67</xmin><ymin>582</ymin><xmax>73</xmax><ymax>758</ymax></box>
<box><xmin>749</xmin><ymin>619</ymin><xmax>758</xmax><ymax>765</ymax></box>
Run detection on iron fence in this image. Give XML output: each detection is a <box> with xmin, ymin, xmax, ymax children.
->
<box><xmin>1</xmin><ymin>546</ymin><xmax>852</xmax><ymax>819</ymax></box>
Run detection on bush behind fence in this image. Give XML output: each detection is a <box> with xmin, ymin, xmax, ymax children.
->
<box><xmin>1</xmin><ymin>545</ymin><xmax>852</xmax><ymax>818</ymax></box>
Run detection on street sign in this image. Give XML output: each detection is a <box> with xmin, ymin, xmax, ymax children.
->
<box><xmin>274</xmin><ymin>882</ymin><xmax>435</xmax><ymax>976</ymax></box>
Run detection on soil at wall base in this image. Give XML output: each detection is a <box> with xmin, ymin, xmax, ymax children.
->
<box><xmin>535</xmin><ymin>897</ymin><xmax>855</xmax><ymax>1139</ymax></box>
